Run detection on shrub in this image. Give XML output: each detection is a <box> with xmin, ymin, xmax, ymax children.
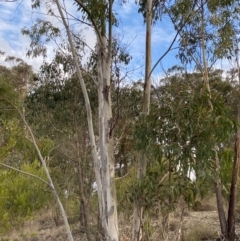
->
<box><xmin>0</xmin><ymin>160</ymin><xmax>52</xmax><ymax>233</ymax></box>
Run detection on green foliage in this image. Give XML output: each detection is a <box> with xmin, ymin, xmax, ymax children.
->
<box><xmin>116</xmin><ymin>167</ymin><xmax>137</xmax><ymax>212</ymax></box>
<box><xmin>74</xmin><ymin>0</ymin><xmax>118</xmax><ymax>31</ymax></box>
<box><xmin>133</xmin><ymin>69</ymin><xmax>236</xmax><ymax>211</ymax></box>
<box><xmin>219</xmin><ymin>148</ymin><xmax>235</xmax><ymax>198</ymax></box>
<box><xmin>22</xmin><ymin>19</ymin><xmax>60</xmax><ymax>58</ymax></box>
<box><xmin>169</xmin><ymin>0</ymin><xmax>240</xmax><ymax>65</ymax></box>
<box><xmin>0</xmin><ymin>161</ymin><xmax>51</xmax><ymax>234</ymax></box>
<box><xmin>0</xmin><ymin>61</ymin><xmax>55</xmax><ymax>234</ymax></box>
<box><xmin>137</xmin><ymin>0</ymin><xmax>166</xmax><ymax>24</ymax></box>
<box><xmin>128</xmin><ymin>163</ymin><xmax>198</xmax><ymax>212</ymax></box>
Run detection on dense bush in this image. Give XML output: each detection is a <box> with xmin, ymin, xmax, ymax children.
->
<box><xmin>0</xmin><ymin>161</ymin><xmax>52</xmax><ymax>233</ymax></box>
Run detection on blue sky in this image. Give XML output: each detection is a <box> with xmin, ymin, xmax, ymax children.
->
<box><xmin>0</xmin><ymin>0</ymin><xmax>189</xmax><ymax>80</ymax></box>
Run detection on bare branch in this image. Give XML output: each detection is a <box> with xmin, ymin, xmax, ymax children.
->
<box><xmin>0</xmin><ymin>162</ymin><xmax>50</xmax><ymax>186</ymax></box>
<box><xmin>150</xmin><ymin>1</ymin><xmax>198</xmax><ymax>77</ymax></box>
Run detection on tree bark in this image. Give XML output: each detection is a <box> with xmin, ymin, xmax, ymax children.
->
<box><xmin>227</xmin><ymin>40</ymin><xmax>240</xmax><ymax>241</ymax></box>
<box><xmin>214</xmin><ymin>147</ymin><xmax>227</xmax><ymax>238</ymax></box>
<box><xmin>55</xmin><ymin>1</ymin><xmax>119</xmax><ymax>240</ymax></box>
<box><xmin>55</xmin><ymin>0</ymin><xmax>104</xmax><ymax>239</ymax></box>
<box><xmin>132</xmin><ymin>1</ymin><xmax>152</xmax><ymax>240</ymax></box>
<box><xmin>200</xmin><ymin>1</ymin><xmax>227</xmax><ymax>237</ymax></box>
<box><xmin>95</xmin><ymin>1</ymin><xmax>119</xmax><ymax>240</ymax></box>
<box><xmin>98</xmin><ymin>34</ymin><xmax>119</xmax><ymax>241</ymax></box>
<box><xmin>227</xmin><ymin>136</ymin><xmax>240</xmax><ymax>241</ymax></box>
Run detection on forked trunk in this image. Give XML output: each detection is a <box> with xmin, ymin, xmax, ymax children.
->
<box><xmin>132</xmin><ymin>0</ymin><xmax>152</xmax><ymax>240</ymax></box>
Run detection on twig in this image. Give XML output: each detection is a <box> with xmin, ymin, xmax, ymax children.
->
<box><xmin>0</xmin><ymin>162</ymin><xmax>50</xmax><ymax>186</ymax></box>
<box><xmin>115</xmin><ymin>172</ymin><xmax>129</xmax><ymax>180</ymax></box>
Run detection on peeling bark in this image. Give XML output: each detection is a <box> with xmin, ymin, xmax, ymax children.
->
<box><xmin>98</xmin><ymin>36</ymin><xmax>119</xmax><ymax>240</ymax></box>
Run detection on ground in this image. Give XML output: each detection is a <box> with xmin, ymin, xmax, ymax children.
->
<box><xmin>1</xmin><ymin>199</ymin><xmax>240</xmax><ymax>241</ymax></box>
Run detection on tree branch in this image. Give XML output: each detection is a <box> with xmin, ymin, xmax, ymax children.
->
<box><xmin>150</xmin><ymin>1</ymin><xmax>198</xmax><ymax>77</ymax></box>
<box><xmin>74</xmin><ymin>0</ymin><xmax>103</xmax><ymax>45</ymax></box>
<box><xmin>0</xmin><ymin>162</ymin><xmax>50</xmax><ymax>186</ymax></box>
<box><xmin>108</xmin><ymin>0</ymin><xmax>113</xmax><ymax>62</ymax></box>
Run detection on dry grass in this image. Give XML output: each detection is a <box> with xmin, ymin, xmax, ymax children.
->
<box><xmin>0</xmin><ymin>207</ymin><xmax>68</xmax><ymax>241</ymax></box>
<box><xmin>192</xmin><ymin>195</ymin><xmax>218</xmax><ymax>212</ymax></box>
<box><xmin>182</xmin><ymin>223</ymin><xmax>216</xmax><ymax>241</ymax></box>
<box><xmin>3</xmin><ymin>195</ymin><xmax>240</xmax><ymax>241</ymax></box>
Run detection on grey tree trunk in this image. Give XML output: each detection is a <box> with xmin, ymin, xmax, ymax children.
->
<box><xmin>132</xmin><ymin>0</ymin><xmax>152</xmax><ymax>240</ymax></box>
<box><xmin>54</xmin><ymin>0</ymin><xmax>101</xmax><ymax>239</ymax></box>
<box><xmin>227</xmin><ymin>133</ymin><xmax>240</xmax><ymax>241</ymax></box>
<box><xmin>214</xmin><ymin>147</ymin><xmax>227</xmax><ymax>238</ymax></box>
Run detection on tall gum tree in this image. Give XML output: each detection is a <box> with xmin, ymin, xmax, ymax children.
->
<box><xmin>54</xmin><ymin>0</ymin><xmax>119</xmax><ymax>240</ymax></box>
<box><xmin>132</xmin><ymin>0</ymin><xmax>152</xmax><ymax>240</ymax></box>
<box><xmin>169</xmin><ymin>0</ymin><xmax>240</xmax><ymax>239</ymax></box>
<box><xmin>227</xmin><ymin>37</ymin><xmax>240</xmax><ymax>241</ymax></box>
<box><xmin>24</xmin><ymin>0</ymin><xmax>119</xmax><ymax>240</ymax></box>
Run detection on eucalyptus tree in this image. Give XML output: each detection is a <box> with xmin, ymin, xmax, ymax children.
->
<box><xmin>23</xmin><ymin>1</ymin><xmax>146</xmax><ymax>239</ymax></box>
<box><xmin>26</xmin><ymin>69</ymin><xmax>97</xmax><ymax>241</ymax></box>
<box><xmin>208</xmin><ymin>2</ymin><xmax>240</xmax><ymax>239</ymax></box>
<box><xmin>0</xmin><ymin>57</ymin><xmax>74</xmax><ymax>240</ymax></box>
<box><xmin>168</xmin><ymin>0</ymin><xmax>240</xmax><ymax>239</ymax></box>
<box><xmin>56</xmin><ymin>1</ymin><xmax>120</xmax><ymax>238</ymax></box>
<box><xmin>131</xmin><ymin>0</ymin><xmax>153</xmax><ymax>240</ymax></box>
<box><xmin>133</xmin><ymin>0</ymin><xmax>196</xmax><ymax>238</ymax></box>
<box><xmin>23</xmin><ymin>1</ymin><xmax>120</xmax><ymax>239</ymax></box>
<box><xmin>133</xmin><ymin>67</ymin><xmax>236</xmax><ymax>240</ymax></box>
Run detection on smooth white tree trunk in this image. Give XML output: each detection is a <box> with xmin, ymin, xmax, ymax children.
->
<box><xmin>55</xmin><ymin>1</ymin><xmax>119</xmax><ymax>240</ymax></box>
<box><xmin>55</xmin><ymin>0</ymin><xmax>103</xmax><ymax>235</ymax></box>
<box><xmin>98</xmin><ymin>34</ymin><xmax>119</xmax><ymax>240</ymax></box>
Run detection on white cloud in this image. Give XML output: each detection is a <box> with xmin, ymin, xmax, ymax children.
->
<box><xmin>115</xmin><ymin>0</ymin><xmax>136</xmax><ymax>18</ymax></box>
<box><xmin>0</xmin><ymin>0</ymin><xmax>99</xmax><ymax>71</ymax></box>
<box><xmin>0</xmin><ymin>0</ymin><xmax>178</xmax><ymax>79</ymax></box>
